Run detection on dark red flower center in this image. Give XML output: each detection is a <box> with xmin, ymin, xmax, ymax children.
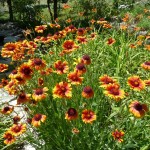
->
<box><xmin>6</xmin><ymin>134</ymin><xmax>13</xmax><ymax>140</ymax></box>
<box><xmin>4</xmin><ymin>106</ymin><xmax>10</xmax><ymax>111</ymax></box>
<box><xmin>144</xmin><ymin>61</ymin><xmax>150</xmax><ymax>66</ymax></box>
<box><xmin>34</xmin><ymin>59</ymin><xmax>42</xmax><ymax>66</ymax></box>
<box><xmin>68</xmin><ymin>108</ymin><xmax>77</xmax><ymax>116</ymax></box>
<box><xmin>69</xmin><ymin>25</ymin><xmax>75</xmax><ymax>29</ymax></box>
<box><xmin>131</xmin><ymin>80</ymin><xmax>140</xmax><ymax>87</ymax></box>
<box><xmin>21</xmin><ymin>67</ymin><xmax>32</xmax><ymax>75</ymax></box>
<box><xmin>83</xmin><ymin>87</ymin><xmax>93</xmax><ymax>93</ymax></box>
<box><xmin>57</xmin><ymin>64</ymin><xmax>64</xmax><ymax>71</ymax></box>
<box><xmin>102</xmin><ymin>78</ymin><xmax>113</xmax><ymax>84</ymax></box>
<box><xmin>19</xmin><ymin>93</ymin><xmax>26</xmax><ymax>99</ymax></box>
<box><xmin>109</xmin><ymin>87</ymin><xmax>119</xmax><ymax>95</ymax></box>
<box><xmin>35</xmin><ymin>89</ymin><xmax>43</xmax><ymax>95</ymax></box>
<box><xmin>16</xmin><ymin>77</ymin><xmax>24</xmax><ymax>82</ymax></box>
<box><xmin>34</xmin><ymin>114</ymin><xmax>42</xmax><ymax>121</ymax></box>
<box><xmin>7</xmin><ymin>45</ymin><xmax>16</xmax><ymax>51</ymax></box>
<box><xmin>12</xmin><ymin>70</ymin><xmax>17</xmax><ymax>74</ymax></box>
<box><xmin>13</xmin><ymin>116</ymin><xmax>20</xmax><ymax>123</ymax></box>
<box><xmin>134</xmin><ymin>103</ymin><xmax>143</xmax><ymax>111</ymax></box>
<box><xmin>76</xmin><ymin>64</ymin><xmax>85</xmax><ymax>70</ymax></box>
<box><xmin>38</xmin><ymin>26</ymin><xmax>44</xmax><ymax>30</ymax></box>
<box><xmin>78</xmin><ymin>28</ymin><xmax>84</xmax><ymax>33</ymax></box>
<box><xmin>60</xmin><ymin>86</ymin><xmax>67</xmax><ymax>93</ymax></box>
<box><xmin>13</xmin><ymin>125</ymin><xmax>21</xmax><ymax>132</ymax></box>
<box><xmin>64</xmin><ymin>42</ymin><xmax>73</xmax><ymax>49</ymax></box>
<box><xmin>86</xmin><ymin>112</ymin><xmax>92</xmax><ymax>119</ymax></box>
<box><xmin>82</xmin><ymin>55</ymin><xmax>90</xmax><ymax>61</ymax></box>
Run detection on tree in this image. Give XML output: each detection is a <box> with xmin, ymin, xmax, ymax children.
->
<box><xmin>53</xmin><ymin>0</ymin><xmax>58</xmax><ymax>20</ymax></box>
<box><xmin>7</xmin><ymin>0</ymin><xmax>13</xmax><ymax>21</ymax></box>
<box><xmin>47</xmin><ymin>0</ymin><xmax>54</xmax><ymax>22</ymax></box>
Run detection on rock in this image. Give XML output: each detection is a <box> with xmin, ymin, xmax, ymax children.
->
<box><xmin>4</xmin><ymin>36</ymin><xmax>20</xmax><ymax>43</ymax></box>
<box><xmin>0</xmin><ymin>34</ymin><xmax>5</xmax><ymax>45</ymax></box>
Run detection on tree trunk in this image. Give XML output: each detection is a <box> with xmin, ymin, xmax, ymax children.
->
<box><xmin>47</xmin><ymin>0</ymin><xmax>54</xmax><ymax>22</ymax></box>
<box><xmin>54</xmin><ymin>0</ymin><xmax>57</xmax><ymax>20</ymax></box>
<box><xmin>7</xmin><ymin>0</ymin><xmax>13</xmax><ymax>21</ymax></box>
<box><xmin>113</xmin><ymin>0</ymin><xmax>119</xmax><ymax>15</ymax></box>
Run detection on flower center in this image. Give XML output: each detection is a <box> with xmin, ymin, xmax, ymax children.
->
<box><xmin>68</xmin><ymin>108</ymin><xmax>76</xmax><ymax>116</ymax></box>
<box><xmin>22</xmin><ymin>67</ymin><xmax>31</xmax><ymax>75</ymax></box>
<box><xmin>8</xmin><ymin>135</ymin><xmax>13</xmax><ymax>140</ymax></box>
<box><xmin>4</xmin><ymin>106</ymin><xmax>10</xmax><ymax>111</ymax></box>
<box><xmin>34</xmin><ymin>114</ymin><xmax>42</xmax><ymax>121</ymax></box>
<box><xmin>76</xmin><ymin>64</ymin><xmax>85</xmax><ymax>70</ymax></box>
<box><xmin>83</xmin><ymin>87</ymin><xmax>92</xmax><ymax>93</ymax></box>
<box><xmin>134</xmin><ymin>103</ymin><xmax>143</xmax><ymax>111</ymax></box>
<box><xmin>145</xmin><ymin>61</ymin><xmax>150</xmax><ymax>66</ymax></box>
<box><xmin>110</xmin><ymin>88</ymin><xmax>119</xmax><ymax>95</ymax></box>
<box><xmin>34</xmin><ymin>59</ymin><xmax>42</xmax><ymax>65</ymax></box>
<box><xmin>133</xmin><ymin>81</ymin><xmax>140</xmax><ymax>86</ymax></box>
<box><xmin>82</xmin><ymin>55</ymin><xmax>90</xmax><ymax>60</ymax></box>
<box><xmin>86</xmin><ymin>113</ymin><xmax>92</xmax><ymax>119</ymax></box>
<box><xmin>12</xmin><ymin>70</ymin><xmax>17</xmax><ymax>74</ymax></box>
<box><xmin>19</xmin><ymin>93</ymin><xmax>26</xmax><ymax>99</ymax></box>
<box><xmin>7</xmin><ymin>45</ymin><xmax>15</xmax><ymax>51</ymax></box>
<box><xmin>14</xmin><ymin>126</ymin><xmax>21</xmax><ymax>132</ymax></box>
<box><xmin>61</xmin><ymin>87</ymin><xmax>66</xmax><ymax>92</ymax></box>
<box><xmin>35</xmin><ymin>89</ymin><xmax>43</xmax><ymax>95</ymax></box>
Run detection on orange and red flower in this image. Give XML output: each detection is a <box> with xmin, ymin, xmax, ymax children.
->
<box><xmin>1</xmin><ymin>106</ymin><xmax>14</xmax><ymax>115</ymax></box>
<box><xmin>31</xmin><ymin>114</ymin><xmax>46</xmax><ymax>127</ymax></box>
<box><xmin>67</xmin><ymin>71</ymin><xmax>83</xmax><ymax>85</ymax></box>
<box><xmin>130</xmin><ymin>44</ymin><xmax>136</xmax><ymax>49</ymax></box>
<box><xmin>4</xmin><ymin>79</ymin><xmax>19</xmax><ymax>95</ymax></box>
<box><xmin>18</xmin><ymin>63</ymin><xmax>33</xmax><ymax>80</ymax></box>
<box><xmin>106</xmin><ymin>38</ymin><xmax>116</xmax><ymax>45</ymax></box>
<box><xmin>104</xmin><ymin>83</ymin><xmax>125</xmax><ymax>101</ymax></box>
<box><xmin>76</xmin><ymin>28</ymin><xmax>86</xmax><ymax>36</ymax></box>
<box><xmin>0</xmin><ymin>78</ymin><xmax>9</xmax><ymax>88</ymax></box>
<box><xmin>99</xmin><ymin>75</ymin><xmax>117</xmax><ymax>88</ymax></box>
<box><xmin>38</xmin><ymin>78</ymin><xmax>44</xmax><ymax>86</ymax></box>
<box><xmin>145</xmin><ymin>45</ymin><xmax>150</xmax><ymax>51</ymax></box>
<box><xmin>90</xmin><ymin>33</ymin><xmax>97</xmax><ymax>40</ymax></box>
<box><xmin>0</xmin><ymin>63</ymin><xmax>8</xmax><ymax>72</ymax></box>
<box><xmin>76</xmin><ymin>36</ymin><xmax>88</xmax><ymax>44</ymax></box>
<box><xmin>129</xmin><ymin>100</ymin><xmax>149</xmax><ymax>118</ymax></box>
<box><xmin>72</xmin><ymin>128</ymin><xmax>80</xmax><ymax>134</ymax></box>
<box><xmin>82</xmin><ymin>86</ymin><xmax>94</xmax><ymax>99</ymax></box>
<box><xmin>17</xmin><ymin>92</ymin><xmax>31</xmax><ymax>104</ymax></box>
<box><xmin>141</xmin><ymin>61</ymin><xmax>150</xmax><ymax>70</ymax></box>
<box><xmin>75</xmin><ymin>63</ymin><xmax>86</xmax><ymax>75</ymax></box>
<box><xmin>1</xmin><ymin>42</ymin><xmax>18</xmax><ymax>57</ymax></box>
<box><xmin>112</xmin><ymin>129</ymin><xmax>124</xmax><ymax>143</ymax></box>
<box><xmin>28</xmin><ymin>58</ymin><xmax>46</xmax><ymax>70</ymax></box>
<box><xmin>81</xmin><ymin>55</ymin><xmax>91</xmax><ymax>65</ymax></box>
<box><xmin>3</xmin><ymin>132</ymin><xmax>16</xmax><ymax>145</ymax></box>
<box><xmin>54</xmin><ymin>60</ymin><xmax>69</xmax><ymax>74</ymax></box>
<box><xmin>65</xmin><ymin>108</ymin><xmax>78</xmax><ymax>121</ymax></box>
<box><xmin>13</xmin><ymin>116</ymin><xmax>21</xmax><ymax>124</ymax></box>
<box><xmin>62</xmin><ymin>3</ymin><xmax>71</xmax><ymax>9</ymax></box>
<box><xmin>144</xmin><ymin>79</ymin><xmax>150</xmax><ymax>86</ymax></box>
<box><xmin>32</xmin><ymin>87</ymin><xmax>48</xmax><ymax>101</ymax></box>
<box><xmin>103</xmin><ymin>23</ymin><xmax>112</xmax><ymax>29</ymax></box>
<box><xmin>62</xmin><ymin>40</ymin><xmax>79</xmax><ymax>53</ymax></box>
<box><xmin>53</xmin><ymin>82</ymin><xmax>72</xmax><ymax>99</ymax></box>
<box><xmin>127</xmin><ymin>76</ymin><xmax>145</xmax><ymax>91</ymax></box>
<box><xmin>65</xmin><ymin>25</ymin><xmax>77</xmax><ymax>33</ymax></box>
<box><xmin>82</xmin><ymin>109</ymin><xmax>96</xmax><ymax>124</ymax></box>
<box><xmin>9</xmin><ymin>124</ymin><xmax>26</xmax><ymax>136</ymax></box>
<box><xmin>35</xmin><ymin>25</ymin><xmax>47</xmax><ymax>33</ymax></box>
